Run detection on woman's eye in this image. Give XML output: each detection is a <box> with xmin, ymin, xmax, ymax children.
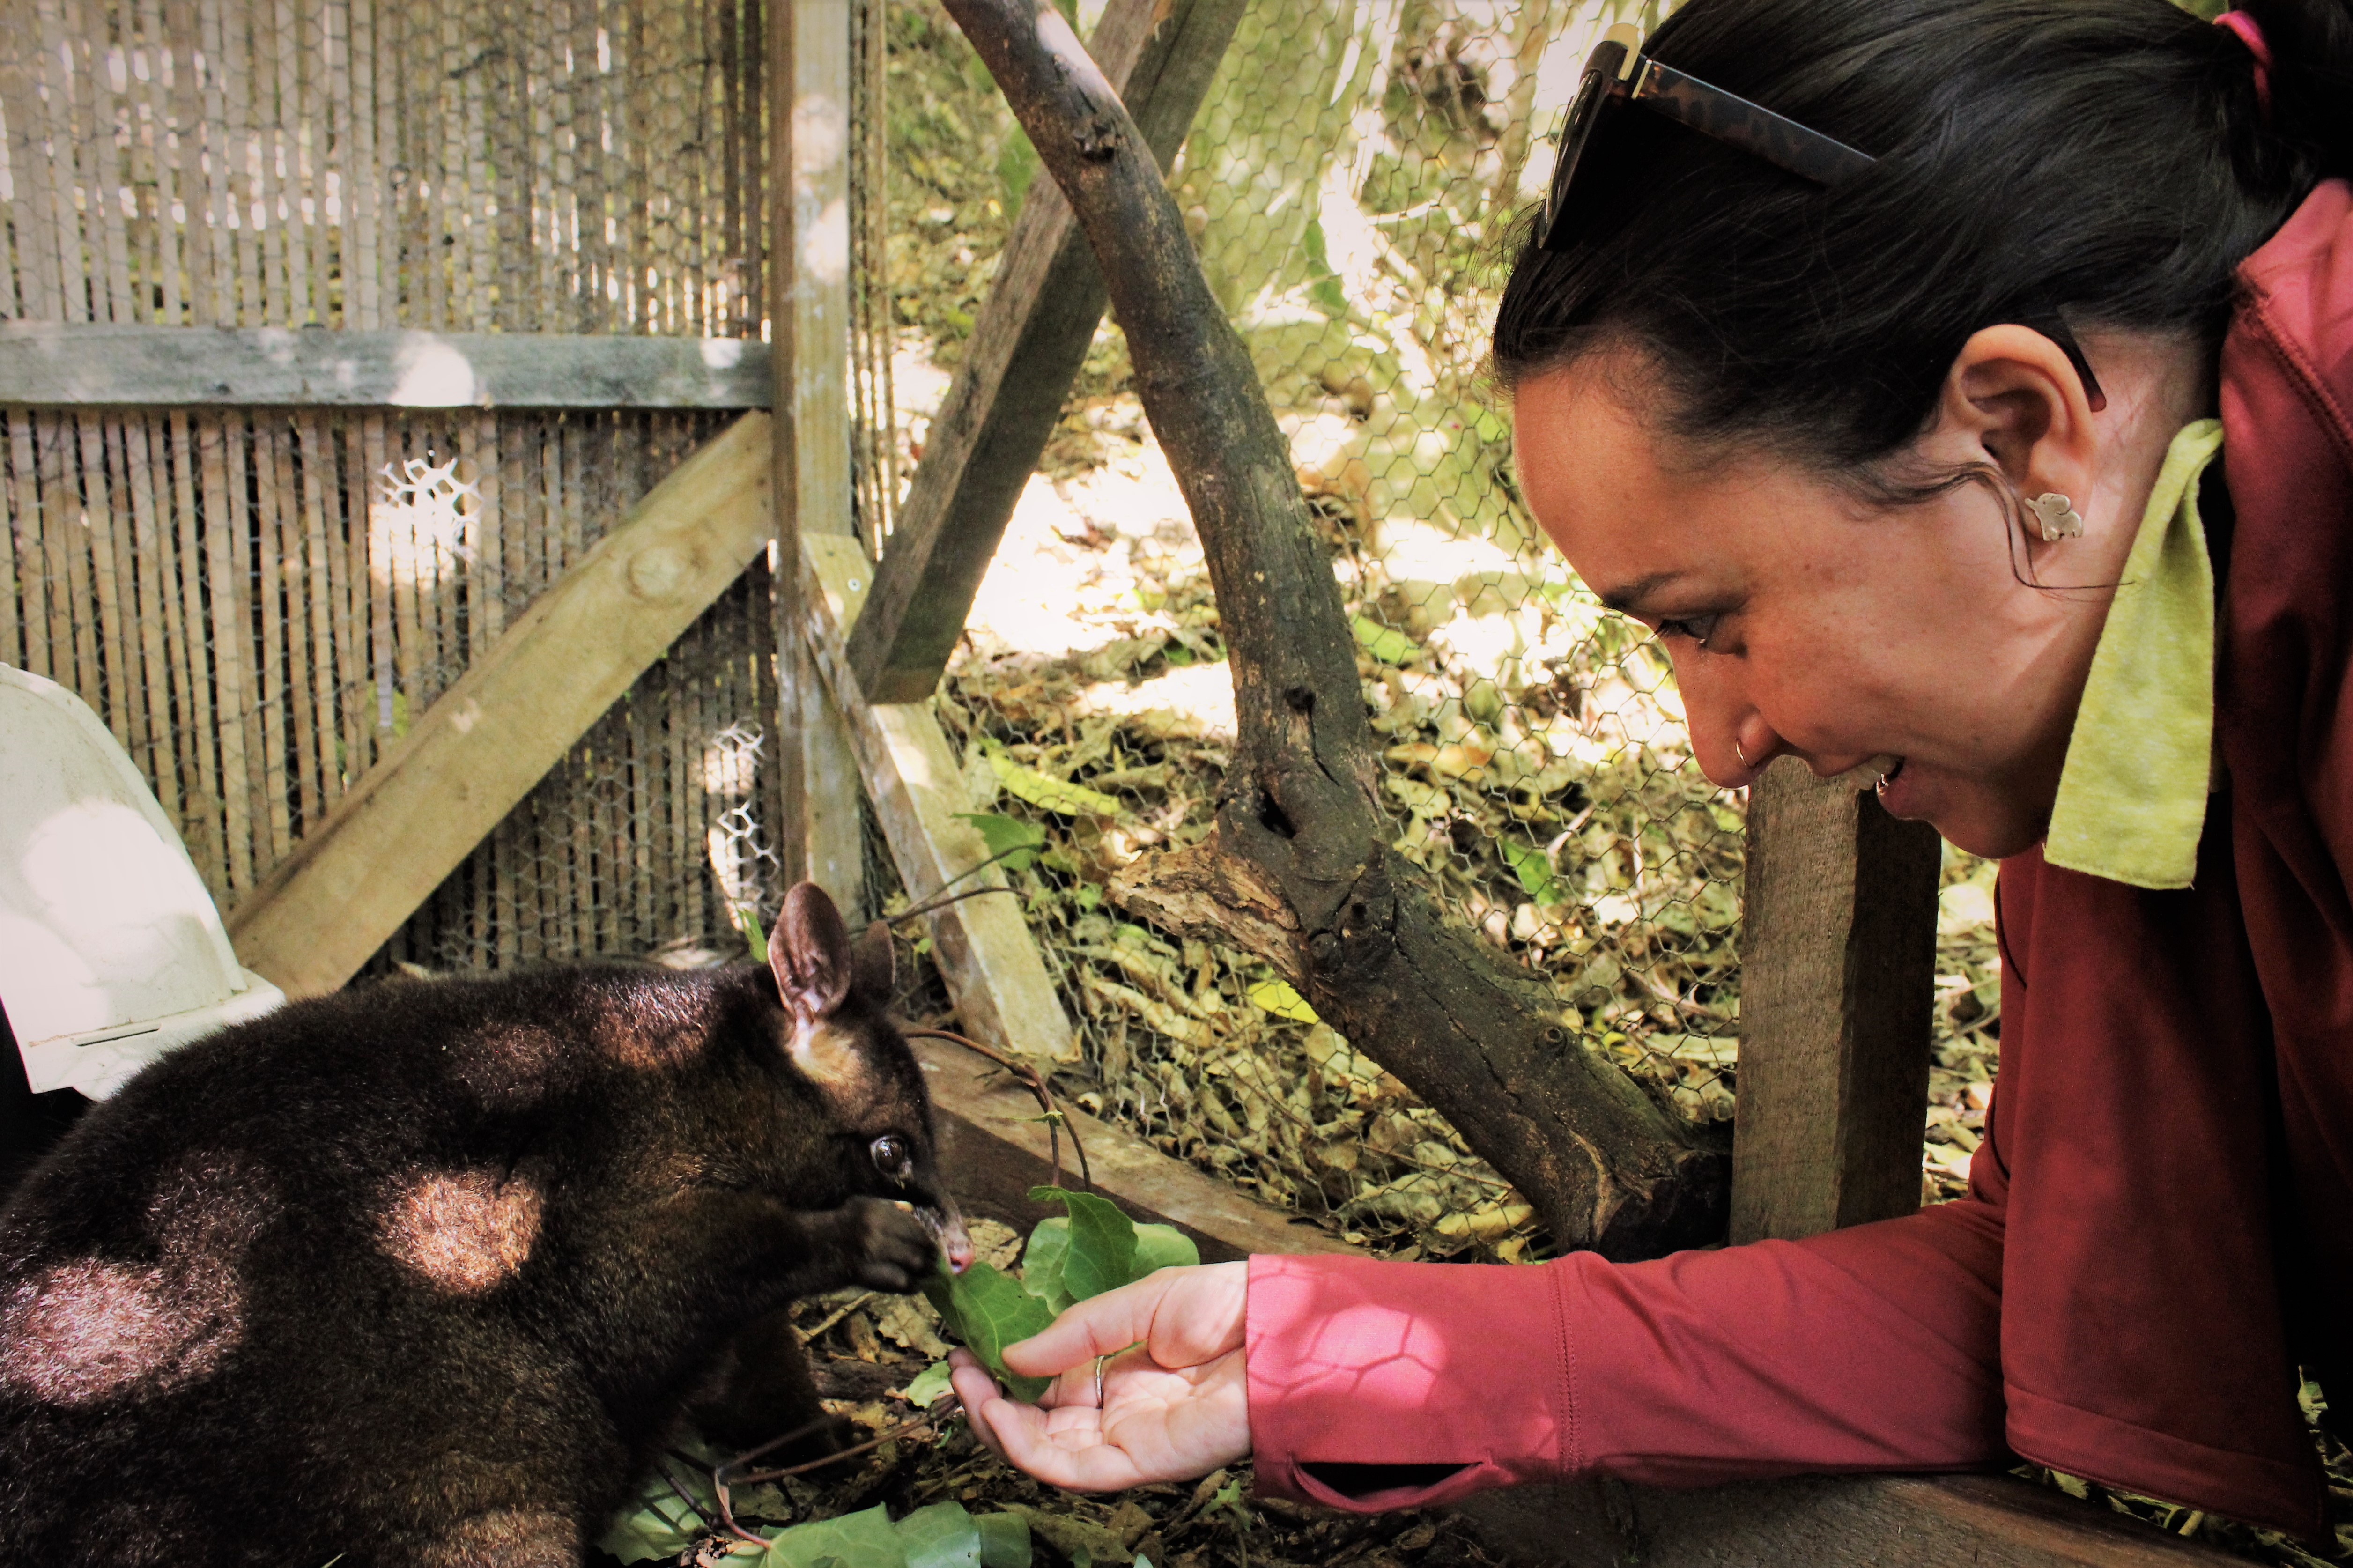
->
<box><xmin>1656</xmin><ymin>615</ymin><xmax>1720</xmax><ymax>649</ymax></box>
<box><xmin>869</xmin><ymin>1135</ymin><xmax>912</xmax><ymax>1181</ymax></box>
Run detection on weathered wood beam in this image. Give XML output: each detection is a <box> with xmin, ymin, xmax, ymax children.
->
<box><xmin>1456</xmin><ymin>1472</ymin><xmax>2254</xmax><ymax>1568</ymax></box>
<box><xmin>770</xmin><ymin>0</ymin><xmax>867</xmax><ymax>911</ymax></box>
<box><xmin>1732</xmin><ymin>758</ymin><xmax>1943</xmax><ymax>1242</ymax></box>
<box><xmin>916</xmin><ymin>1033</ymin><xmax>1355</xmax><ymax>1261</ymax></box>
<box><xmin>799</xmin><ymin>529</ymin><xmax>1081</xmax><ymax>1066</ymax></box>
<box><xmin>845</xmin><ymin>0</ymin><xmax>1244</xmax><ymax>703</ymax></box>
<box><xmin>227</xmin><ymin>413</ymin><xmax>773</xmax><ymax>997</ymax></box>
<box><xmin>946</xmin><ymin>0</ymin><xmax>1724</xmax><ymax>1255</ymax></box>
<box><xmin>0</xmin><ymin>323</ymin><xmax>771</xmax><ymax>408</ymax></box>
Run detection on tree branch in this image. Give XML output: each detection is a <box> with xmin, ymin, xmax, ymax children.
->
<box><xmin>940</xmin><ymin>0</ymin><xmax>1725</xmax><ymax>1255</ymax></box>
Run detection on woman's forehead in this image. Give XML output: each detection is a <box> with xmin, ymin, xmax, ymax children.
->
<box><xmin>1511</xmin><ymin>365</ymin><xmax>1756</xmax><ymax>562</ymax></box>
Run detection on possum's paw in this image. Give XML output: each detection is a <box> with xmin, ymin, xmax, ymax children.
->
<box><xmin>844</xmin><ymin>1194</ymin><xmax>940</xmax><ymax>1293</ymax></box>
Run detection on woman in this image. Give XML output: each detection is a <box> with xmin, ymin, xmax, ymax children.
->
<box><xmin>949</xmin><ymin>0</ymin><xmax>2353</xmax><ymax>1538</ymax></box>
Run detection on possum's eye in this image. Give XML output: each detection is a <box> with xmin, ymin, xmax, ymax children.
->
<box><xmin>870</xmin><ymin>1135</ymin><xmax>913</xmax><ymax>1183</ymax></box>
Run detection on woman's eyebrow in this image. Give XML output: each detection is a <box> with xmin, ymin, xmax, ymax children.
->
<box><xmin>1597</xmin><ymin>571</ymin><xmax>1688</xmax><ymax>615</ymax></box>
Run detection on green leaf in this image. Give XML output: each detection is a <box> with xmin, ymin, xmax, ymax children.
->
<box><xmin>1351</xmin><ymin>614</ymin><xmax>1419</xmax><ymax>666</ymax></box>
<box><xmin>1248</xmin><ymin>978</ymin><xmax>1319</xmax><ymax>1023</ymax></box>
<box><xmin>765</xmin><ymin>1505</ymin><xmax>905</xmax><ymax>1568</ymax></box>
<box><xmin>1500</xmin><ymin>837</ymin><xmax>1567</xmax><ymax>905</ymax></box>
<box><xmin>976</xmin><ymin>1512</ymin><xmax>1033</xmax><ymax>1568</ymax></box>
<box><xmin>925</xmin><ymin>1259</ymin><xmax>1054</xmax><ymax>1401</ymax></box>
<box><xmin>899</xmin><ymin>1501</ymin><xmax>984</xmax><ymax>1568</ymax></box>
<box><xmin>953</xmin><ymin>812</ymin><xmax>1047</xmax><ymax>873</ymax></box>
<box><xmin>1029</xmin><ymin>1186</ymin><xmax>1136</xmax><ymax>1302</ymax></box>
<box><xmin>1130</xmin><ymin>1222</ymin><xmax>1200</xmax><ymax>1277</ymax></box>
<box><xmin>735</xmin><ymin>904</ymin><xmax>770</xmax><ymax>964</ymax></box>
<box><xmin>902</xmin><ymin>1359</ymin><xmax>955</xmax><ymax>1408</ymax></box>
<box><xmin>1019</xmin><ymin>1215</ymin><xmax>1077</xmax><ymax>1314</ymax></box>
<box><xmin>979</xmin><ymin>745</ymin><xmax>1124</xmax><ymax>818</ymax></box>
<box><xmin>596</xmin><ymin>1481</ymin><xmax>708</xmax><ymax>1564</ymax></box>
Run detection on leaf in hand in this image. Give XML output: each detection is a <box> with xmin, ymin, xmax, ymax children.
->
<box><xmin>1129</xmin><ymin>1221</ymin><xmax>1200</xmax><ymax>1277</ymax></box>
<box><xmin>1019</xmin><ymin>1215</ymin><xmax>1077</xmax><ymax>1313</ymax></box>
<box><xmin>1029</xmin><ymin>1186</ymin><xmax>1135</xmax><ymax>1302</ymax></box>
<box><xmin>927</xmin><ymin>1259</ymin><xmax>1055</xmax><ymax>1401</ymax></box>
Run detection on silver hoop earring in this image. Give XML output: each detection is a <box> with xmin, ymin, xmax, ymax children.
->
<box><xmin>1734</xmin><ymin>738</ymin><xmax>1751</xmax><ymax>769</ymax></box>
<box><xmin>2027</xmin><ymin>492</ymin><xmax>2085</xmax><ymax>542</ymax></box>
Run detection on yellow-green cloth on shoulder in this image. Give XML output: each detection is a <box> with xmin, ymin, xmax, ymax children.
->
<box><xmin>2043</xmin><ymin>418</ymin><xmax>2225</xmax><ymax>891</ymax></box>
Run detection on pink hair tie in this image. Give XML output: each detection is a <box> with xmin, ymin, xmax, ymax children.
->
<box><xmin>2214</xmin><ymin>10</ymin><xmax>2274</xmax><ymax>123</ymax></box>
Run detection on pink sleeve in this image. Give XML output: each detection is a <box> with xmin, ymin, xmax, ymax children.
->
<box><xmin>1245</xmin><ymin>1199</ymin><xmax>2008</xmax><ymax>1511</ymax></box>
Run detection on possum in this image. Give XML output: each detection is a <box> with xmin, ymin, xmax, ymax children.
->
<box><xmin>0</xmin><ymin>881</ymin><xmax>972</xmax><ymax>1567</ymax></box>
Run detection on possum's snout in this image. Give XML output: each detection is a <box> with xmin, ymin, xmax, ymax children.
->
<box><xmin>917</xmin><ymin>1196</ymin><xmax>975</xmax><ymax>1274</ymax></box>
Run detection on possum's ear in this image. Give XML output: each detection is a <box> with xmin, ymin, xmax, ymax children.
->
<box><xmin>771</xmin><ymin>882</ymin><xmax>853</xmax><ymax>1020</ymax></box>
<box><xmin>850</xmin><ymin>920</ymin><xmax>895</xmax><ymax>1005</ymax></box>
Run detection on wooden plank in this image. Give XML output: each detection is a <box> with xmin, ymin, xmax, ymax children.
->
<box><xmin>915</xmin><ymin>1032</ymin><xmax>1355</xmax><ymax>1262</ymax></box>
<box><xmin>1455</xmin><ymin>1472</ymin><xmax>2254</xmax><ymax>1568</ymax></box>
<box><xmin>770</xmin><ymin>0</ymin><xmax>866</xmax><ymax>913</ymax></box>
<box><xmin>1732</xmin><ymin>757</ymin><xmax>1943</xmax><ymax>1242</ymax></box>
<box><xmin>227</xmin><ymin>411</ymin><xmax>774</xmax><ymax>997</ymax></box>
<box><xmin>765</xmin><ymin>0</ymin><xmax>804</xmax><ymax>886</ymax></box>
<box><xmin>0</xmin><ymin>324</ymin><xmax>775</xmax><ymax>409</ymax></box>
<box><xmin>799</xmin><ymin>528</ymin><xmax>1080</xmax><ymax>1067</ymax></box>
<box><xmin>844</xmin><ymin>0</ymin><xmax>1245</xmax><ymax>703</ymax></box>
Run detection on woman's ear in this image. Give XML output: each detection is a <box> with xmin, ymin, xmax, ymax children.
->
<box><xmin>1931</xmin><ymin>324</ymin><xmax>2100</xmax><ymax>511</ymax></box>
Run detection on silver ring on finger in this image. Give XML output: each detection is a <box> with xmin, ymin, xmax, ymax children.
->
<box><xmin>1094</xmin><ymin>1353</ymin><xmax>1110</xmax><ymax>1409</ymax></box>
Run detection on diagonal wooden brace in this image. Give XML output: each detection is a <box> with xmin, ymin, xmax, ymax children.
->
<box><xmin>844</xmin><ymin>0</ymin><xmax>1244</xmax><ymax>703</ymax></box>
<box><xmin>228</xmin><ymin>413</ymin><xmax>774</xmax><ymax>997</ymax></box>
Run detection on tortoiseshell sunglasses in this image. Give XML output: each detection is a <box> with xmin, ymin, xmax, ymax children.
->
<box><xmin>1536</xmin><ymin>23</ymin><xmax>2107</xmax><ymax>410</ymax></box>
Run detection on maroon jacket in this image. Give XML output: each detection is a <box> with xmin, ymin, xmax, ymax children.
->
<box><xmin>1243</xmin><ymin>179</ymin><xmax>2353</xmax><ymax>1540</ymax></box>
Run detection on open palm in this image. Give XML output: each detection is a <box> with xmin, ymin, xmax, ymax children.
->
<box><xmin>948</xmin><ymin>1261</ymin><xmax>1251</xmax><ymax>1491</ymax></box>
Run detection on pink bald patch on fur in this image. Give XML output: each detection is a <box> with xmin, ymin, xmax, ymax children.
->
<box><xmin>380</xmin><ymin>1170</ymin><xmax>544</xmax><ymax>1294</ymax></box>
<box><xmin>0</xmin><ymin>1257</ymin><xmax>241</xmax><ymax>1405</ymax></box>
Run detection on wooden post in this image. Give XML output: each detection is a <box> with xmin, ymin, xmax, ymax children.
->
<box><xmin>770</xmin><ymin>0</ymin><xmax>867</xmax><ymax>915</ymax></box>
<box><xmin>844</xmin><ymin>0</ymin><xmax>1244</xmax><ymax>703</ymax></box>
<box><xmin>1732</xmin><ymin>757</ymin><xmax>1943</xmax><ymax>1242</ymax></box>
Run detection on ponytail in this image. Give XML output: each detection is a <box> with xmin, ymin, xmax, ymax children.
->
<box><xmin>2237</xmin><ymin>0</ymin><xmax>2353</xmax><ymax>180</ymax></box>
<box><xmin>1494</xmin><ymin>0</ymin><xmax>2346</xmax><ymax>480</ymax></box>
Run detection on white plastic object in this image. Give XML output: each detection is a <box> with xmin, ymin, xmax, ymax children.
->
<box><xmin>0</xmin><ymin>664</ymin><xmax>283</xmax><ymax>1099</ymax></box>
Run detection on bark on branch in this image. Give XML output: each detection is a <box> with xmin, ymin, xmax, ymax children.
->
<box><xmin>940</xmin><ymin>0</ymin><xmax>1726</xmax><ymax>1255</ymax></box>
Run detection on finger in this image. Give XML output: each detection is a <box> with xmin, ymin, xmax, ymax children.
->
<box><xmin>1004</xmin><ymin>1262</ymin><xmax>1247</xmax><ymax>1378</ymax></box>
<box><xmin>947</xmin><ymin>1354</ymin><xmax>1009</xmax><ymax>1461</ymax></box>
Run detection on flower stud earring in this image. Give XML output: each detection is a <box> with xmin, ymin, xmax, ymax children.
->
<box><xmin>2027</xmin><ymin>492</ymin><xmax>2086</xmax><ymax>542</ymax></box>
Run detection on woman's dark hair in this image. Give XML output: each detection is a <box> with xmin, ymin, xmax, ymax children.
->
<box><xmin>1493</xmin><ymin>0</ymin><xmax>2353</xmax><ymax>478</ymax></box>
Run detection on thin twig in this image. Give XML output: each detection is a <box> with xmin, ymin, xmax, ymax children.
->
<box><xmin>726</xmin><ymin>1412</ymin><xmax>952</xmax><ymax>1487</ymax></box>
<box><xmin>658</xmin><ymin>1457</ymin><xmax>718</xmax><ymax>1531</ymax></box>
<box><xmin>905</xmin><ymin>1028</ymin><xmax>1092</xmax><ymax>1190</ymax></box>
<box><xmin>709</xmin><ymin>1414</ymin><xmax>838</xmax><ymax>1545</ymax></box>
<box><xmin>795</xmin><ymin>1291</ymin><xmax>877</xmax><ymax>1343</ymax></box>
<box><xmin>888</xmin><ymin>883</ymin><xmax>1017</xmax><ymax>925</ymax></box>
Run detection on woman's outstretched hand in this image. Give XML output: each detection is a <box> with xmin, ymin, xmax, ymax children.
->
<box><xmin>948</xmin><ymin>1260</ymin><xmax>1251</xmax><ymax>1491</ymax></box>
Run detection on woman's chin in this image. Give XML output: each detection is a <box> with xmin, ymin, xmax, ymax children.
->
<box><xmin>1879</xmin><ymin>766</ymin><xmax>2044</xmax><ymax>861</ymax></box>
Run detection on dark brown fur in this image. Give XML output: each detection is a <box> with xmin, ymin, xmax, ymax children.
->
<box><xmin>0</xmin><ymin>884</ymin><xmax>966</xmax><ymax>1567</ymax></box>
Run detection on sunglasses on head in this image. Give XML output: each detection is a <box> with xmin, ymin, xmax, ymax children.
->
<box><xmin>1536</xmin><ymin>23</ymin><xmax>2107</xmax><ymax>412</ymax></box>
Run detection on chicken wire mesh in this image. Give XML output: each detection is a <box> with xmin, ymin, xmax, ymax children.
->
<box><xmin>865</xmin><ymin>0</ymin><xmax>2008</xmax><ymax>1254</ymax></box>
